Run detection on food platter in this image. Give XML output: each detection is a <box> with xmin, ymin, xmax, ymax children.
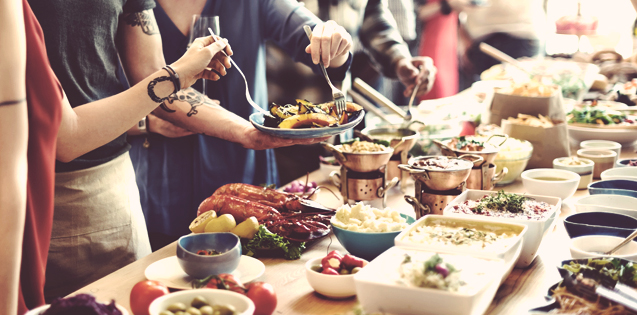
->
<box><xmin>249</xmin><ymin>110</ymin><xmax>365</xmax><ymax>139</ymax></box>
<box><xmin>144</xmin><ymin>255</ymin><xmax>265</xmax><ymax>290</ymax></box>
<box><xmin>567</xmin><ymin>124</ymin><xmax>637</xmax><ymax>144</ymax></box>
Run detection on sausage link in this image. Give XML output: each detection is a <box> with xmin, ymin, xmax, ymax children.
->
<box><xmin>197</xmin><ymin>194</ymin><xmax>280</xmax><ymax>223</ymax></box>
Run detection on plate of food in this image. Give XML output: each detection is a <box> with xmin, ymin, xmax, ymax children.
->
<box><xmin>249</xmin><ymin>100</ymin><xmax>365</xmax><ymax>139</ymax></box>
<box><xmin>144</xmin><ymin>255</ymin><xmax>265</xmax><ymax>290</ymax></box>
<box><xmin>529</xmin><ymin>257</ymin><xmax>637</xmax><ymax>314</ymax></box>
<box><xmin>566</xmin><ymin>106</ymin><xmax>637</xmax><ymax>143</ymax></box>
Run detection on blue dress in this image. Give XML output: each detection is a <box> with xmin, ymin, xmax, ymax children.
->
<box><xmin>129</xmin><ymin>0</ymin><xmax>351</xmax><ymax>239</ymax></box>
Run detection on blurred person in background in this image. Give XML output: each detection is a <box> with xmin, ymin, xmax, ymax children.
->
<box><xmin>28</xmin><ymin>0</ymin><xmax>332</xmax><ymax>300</ymax></box>
<box><xmin>130</xmin><ymin>0</ymin><xmax>354</xmax><ymax>250</ymax></box>
<box><xmin>2</xmin><ymin>0</ymin><xmax>232</xmax><ymax>312</ymax></box>
<box><xmin>457</xmin><ymin>0</ymin><xmax>548</xmax><ymax>90</ymax></box>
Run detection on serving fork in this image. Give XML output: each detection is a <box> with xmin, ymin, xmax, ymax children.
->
<box><xmin>207</xmin><ymin>28</ymin><xmax>267</xmax><ymax>115</ymax></box>
<box><xmin>302</xmin><ymin>25</ymin><xmax>346</xmax><ymax>119</ymax></box>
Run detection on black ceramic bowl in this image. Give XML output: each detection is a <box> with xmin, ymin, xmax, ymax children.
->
<box><xmin>563</xmin><ymin>212</ymin><xmax>637</xmax><ymax>239</ymax></box>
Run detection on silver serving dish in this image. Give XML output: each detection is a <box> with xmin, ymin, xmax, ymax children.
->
<box><xmin>322</xmin><ymin>142</ymin><xmax>395</xmax><ymax>173</ymax></box>
<box><xmin>434</xmin><ymin>134</ymin><xmax>508</xmax><ymax>166</ymax></box>
<box><xmin>361</xmin><ymin>126</ymin><xmax>419</xmax><ymax>156</ymax></box>
<box><xmin>398</xmin><ymin>155</ymin><xmax>483</xmax><ymax>191</ymax></box>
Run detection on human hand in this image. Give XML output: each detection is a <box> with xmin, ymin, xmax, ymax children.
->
<box><xmin>395</xmin><ymin>56</ymin><xmax>437</xmax><ymax>98</ymax></box>
<box><xmin>241</xmin><ymin>126</ymin><xmax>331</xmax><ymax>150</ymax></box>
<box><xmin>171</xmin><ymin>35</ymin><xmax>233</xmax><ymax>88</ymax></box>
<box><xmin>304</xmin><ymin>20</ymin><xmax>352</xmax><ymax>68</ymax></box>
<box><xmin>147</xmin><ymin>114</ymin><xmax>196</xmax><ymax>138</ymax></box>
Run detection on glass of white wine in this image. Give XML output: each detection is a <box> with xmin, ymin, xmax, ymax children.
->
<box><xmin>189</xmin><ymin>15</ymin><xmax>220</xmax><ymax>95</ymax></box>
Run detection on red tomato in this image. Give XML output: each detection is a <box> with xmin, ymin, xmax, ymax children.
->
<box><xmin>206</xmin><ymin>274</ymin><xmax>246</xmax><ymax>294</ymax></box>
<box><xmin>130</xmin><ymin>280</ymin><xmax>169</xmax><ymax>315</ymax></box>
<box><xmin>246</xmin><ymin>282</ymin><xmax>277</xmax><ymax>315</ymax></box>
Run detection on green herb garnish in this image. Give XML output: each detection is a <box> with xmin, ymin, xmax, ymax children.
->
<box><xmin>241</xmin><ymin>225</ymin><xmax>305</xmax><ymax>260</ymax></box>
<box><xmin>475</xmin><ymin>190</ymin><xmax>529</xmax><ymax>213</ymax></box>
<box><xmin>455</xmin><ymin>136</ymin><xmax>484</xmax><ymax>150</ymax></box>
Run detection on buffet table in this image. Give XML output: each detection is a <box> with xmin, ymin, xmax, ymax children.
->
<box><xmin>72</xmin><ymin>145</ymin><xmax>637</xmax><ymax>315</ymax></box>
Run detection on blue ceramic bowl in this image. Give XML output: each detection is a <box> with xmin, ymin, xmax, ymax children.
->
<box><xmin>331</xmin><ymin>214</ymin><xmax>415</xmax><ymax>261</ymax></box>
<box><xmin>563</xmin><ymin>212</ymin><xmax>637</xmax><ymax>239</ymax></box>
<box><xmin>588</xmin><ymin>180</ymin><xmax>637</xmax><ymax>198</ymax></box>
<box><xmin>616</xmin><ymin>158</ymin><xmax>637</xmax><ymax>168</ymax></box>
<box><xmin>176</xmin><ymin>233</ymin><xmax>241</xmax><ymax>279</ymax></box>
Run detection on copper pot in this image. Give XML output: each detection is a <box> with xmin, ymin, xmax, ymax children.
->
<box><xmin>466</xmin><ymin>163</ymin><xmax>508</xmax><ymax>190</ymax></box>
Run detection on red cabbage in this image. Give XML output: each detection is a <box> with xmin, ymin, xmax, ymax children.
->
<box><xmin>42</xmin><ymin>294</ymin><xmax>122</xmax><ymax>315</ymax></box>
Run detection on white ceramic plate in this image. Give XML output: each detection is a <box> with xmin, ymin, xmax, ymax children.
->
<box><xmin>567</xmin><ymin>124</ymin><xmax>637</xmax><ymax>144</ymax></box>
<box><xmin>144</xmin><ymin>256</ymin><xmax>265</xmax><ymax>290</ymax></box>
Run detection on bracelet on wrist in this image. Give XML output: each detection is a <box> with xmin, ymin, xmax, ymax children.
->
<box><xmin>163</xmin><ymin>65</ymin><xmax>181</xmax><ymax>92</ymax></box>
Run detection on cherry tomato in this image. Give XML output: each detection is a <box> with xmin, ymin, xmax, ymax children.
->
<box><xmin>246</xmin><ymin>282</ymin><xmax>277</xmax><ymax>315</ymax></box>
<box><xmin>206</xmin><ymin>273</ymin><xmax>246</xmax><ymax>294</ymax></box>
<box><xmin>130</xmin><ymin>280</ymin><xmax>169</xmax><ymax>315</ymax></box>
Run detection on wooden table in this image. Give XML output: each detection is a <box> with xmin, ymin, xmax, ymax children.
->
<box><xmin>73</xmin><ymin>145</ymin><xmax>637</xmax><ymax>315</ymax></box>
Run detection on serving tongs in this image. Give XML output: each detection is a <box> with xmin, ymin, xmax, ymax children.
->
<box><xmin>352</xmin><ymin>78</ymin><xmax>425</xmax><ymax>129</ymax></box>
<box><xmin>559</xmin><ymin>267</ymin><xmax>637</xmax><ymax>313</ymax></box>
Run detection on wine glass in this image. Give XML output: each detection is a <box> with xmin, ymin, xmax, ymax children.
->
<box><xmin>189</xmin><ymin>15</ymin><xmax>220</xmax><ymax>95</ymax></box>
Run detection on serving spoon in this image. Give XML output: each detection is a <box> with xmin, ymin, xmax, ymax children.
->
<box><xmin>604</xmin><ymin>229</ymin><xmax>637</xmax><ymax>255</ymax></box>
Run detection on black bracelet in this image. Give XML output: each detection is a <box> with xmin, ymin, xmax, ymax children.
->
<box><xmin>147</xmin><ymin>75</ymin><xmax>173</xmax><ymax>103</ymax></box>
<box><xmin>163</xmin><ymin>65</ymin><xmax>181</xmax><ymax>93</ymax></box>
<box><xmin>0</xmin><ymin>98</ymin><xmax>26</xmax><ymax>106</ymax></box>
<box><xmin>440</xmin><ymin>0</ymin><xmax>452</xmax><ymax>15</ymax></box>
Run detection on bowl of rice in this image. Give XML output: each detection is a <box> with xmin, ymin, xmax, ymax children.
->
<box><xmin>492</xmin><ymin>138</ymin><xmax>534</xmax><ymax>185</ymax></box>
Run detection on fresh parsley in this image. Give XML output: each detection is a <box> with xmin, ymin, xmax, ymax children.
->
<box><xmin>455</xmin><ymin>136</ymin><xmax>484</xmax><ymax>150</ymax></box>
<box><xmin>475</xmin><ymin>190</ymin><xmax>529</xmax><ymax>213</ymax></box>
<box><xmin>241</xmin><ymin>225</ymin><xmax>306</xmax><ymax>260</ymax></box>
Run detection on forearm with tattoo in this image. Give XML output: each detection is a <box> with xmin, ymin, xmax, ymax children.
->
<box><xmin>123</xmin><ymin>10</ymin><xmax>159</xmax><ymax>35</ymax></box>
<box><xmin>165</xmin><ymin>88</ymin><xmax>221</xmax><ymax>117</ymax></box>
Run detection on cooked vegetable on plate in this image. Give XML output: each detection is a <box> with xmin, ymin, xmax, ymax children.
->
<box><xmin>263</xmin><ymin>99</ymin><xmax>363</xmax><ymax>129</ymax></box>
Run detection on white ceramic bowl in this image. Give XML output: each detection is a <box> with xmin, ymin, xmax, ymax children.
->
<box><xmin>443</xmin><ymin>190</ymin><xmax>561</xmax><ymax>268</ymax></box>
<box><xmin>617</xmin><ymin>158</ymin><xmax>637</xmax><ymax>168</ymax></box>
<box><xmin>394</xmin><ymin>215</ymin><xmax>526</xmax><ymax>283</ymax></box>
<box><xmin>553</xmin><ymin>157</ymin><xmax>594</xmax><ymax>190</ymax></box>
<box><xmin>577</xmin><ymin>149</ymin><xmax>617</xmax><ymax>179</ymax></box>
<box><xmin>148</xmin><ymin>289</ymin><xmax>255</xmax><ymax>315</ymax></box>
<box><xmin>319</xmin><ymin>157</ymin><xmax>341</xmax><ymax>182</ymax></box>
<box><xmin>305</xmin><ymin>256</ymin><xmax>359</xmax><ymax>298</ymax></box>
<box><xmin>601</xmin><ymin>167</ymin><xmax>637</xmax><ymax>181</ymax></box>
<box><xmin>521</xmin><ymin>168</ymin><xmax>580</xmax><ymax>200</ymax></box>
<box><xmin>25</xmin><ymin>302</ymin><xmax>128</xmax><ymax>315</ymax></box>
<box><xmin>580</xmin><ymin>140</ymin><xmax>621</xmax><ymax>160</ymax></box>
<box><xmin>574</xmin><ymin>194</ymin><xmax>637</xmax><ymax>219</ymax></box>
<box><xmin>354</xmin><ymin>247</ymin><xmax>504</xmax><ymax>315</ymax></box>
<box><xmin>570</xmin><ymin>235</ymin><xmax>637</xmax><ymax>261</ymax></box>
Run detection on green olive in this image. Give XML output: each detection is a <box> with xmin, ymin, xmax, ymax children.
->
<box><xmin>351</xmin><ymin>267</ymin><xmax>362</xmax><ymax>274</ymax></box>
<box><xmin>159</xmin><ymin>311</ymin><xmax>175</xmax><ymax>315</ymax></box>
<box><xmin>199</xmin><ymin>306</ymin><xmax>214</xmax><ymax>315</ymax></box>
<box><xmin>167</xmin><ymin>302</ymin><xmax>188</xmax><ymax>312</ymax></box>
<box><xmin>186</xmin><ymin>307</ymin><xmax>202</xmax><ymax>315</ymax></box>
<box><xmin>212</xmin><ymin>304</ymin><xmax>237</xmax><ymax>315</ymax></box>
<box><xmin>191</xmin><ymin>295</ymin><xmax>209</xmax><ymax>308</ymax></box>
<box><xmin>339</xmin><ymin>268</ymin><xmax>350</xmax><ymax>275</ymax></box>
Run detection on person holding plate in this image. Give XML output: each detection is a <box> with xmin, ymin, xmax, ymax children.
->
<box><xmin>128</xmin><ymin>0</ymin><xmax>354</xmax><ymax>250</ymax></box>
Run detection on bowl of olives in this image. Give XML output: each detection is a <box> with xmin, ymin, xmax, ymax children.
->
<box><xmin>148</xmin><ymin>289</ymin><xmax>255</xmax><ymax>315</ymax></box>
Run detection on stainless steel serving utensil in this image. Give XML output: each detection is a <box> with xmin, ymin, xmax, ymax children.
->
<box><xmin>605</xmin><ymin>229</ymin><xmax>637</xmax><ymax>255</ymax></box>
<box><xmin>302</xmin><ymin>25</ymin><xmax>346</xmax><ymax>119</ymax></box>
<box><xmin>208</xmin><ymin>28</ymin><xmax>267</xmax><ymax>114</ymax></box>
<box><xmin>404</xmin><ymin>65</ymin><xmax>424</xmax><ymax>122</ymax></box>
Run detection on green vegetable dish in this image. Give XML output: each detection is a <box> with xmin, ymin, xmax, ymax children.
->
<box><xmin>241</xmin><ymin>225</ymin><xmax>306</xmax><ymax>260</ymax></box>
<box><xmin>567</xmin><ymin>107</ymin><xmax>634</xmax><ymax>126</ymax></box>
<box><xmin>561</xmin><ymin>258</ymin><xmax>637</xmax><ymax>287</ymax></box>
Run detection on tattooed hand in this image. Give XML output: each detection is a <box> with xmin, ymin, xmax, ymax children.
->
<box><xmin>171</xmin><ymin>35</ymin><xmax>233</xmax><ymax>89</ymax></box>
<box><xmin>240</xmin><ymin>126</ymin><xmax>331</xmax><ymax>150</ymax></box>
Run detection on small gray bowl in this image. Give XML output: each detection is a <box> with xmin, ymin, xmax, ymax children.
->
<box><xmin>176</xmin><ymin>233</ymin><xmax>241</xmax><ymax>279</ymax></box>
<box><xmin>616</xmin><ymin>158</ymin><xmax>637</xmax><ymax>168</ymax></box>
<box><xmin>588</xmin><ymin>180</ymin><xmax>637</xmax><ymax>198</ymax></box>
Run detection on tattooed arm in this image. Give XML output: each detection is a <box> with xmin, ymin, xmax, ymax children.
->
<box><xmin>117</xmin><ymin>9</ymin><xmax>327</xmax><ymax>149</ymax></box>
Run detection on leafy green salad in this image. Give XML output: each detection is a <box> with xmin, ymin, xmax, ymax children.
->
<box><xmin>567</xmin><ymin>107</ymin><xmax>633</xmax><ymax>125</ymax></box>
<box><xmin>561</xmin><ymin>258</ymin><xmax>637</xmax><ymax>287</ymax></box>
